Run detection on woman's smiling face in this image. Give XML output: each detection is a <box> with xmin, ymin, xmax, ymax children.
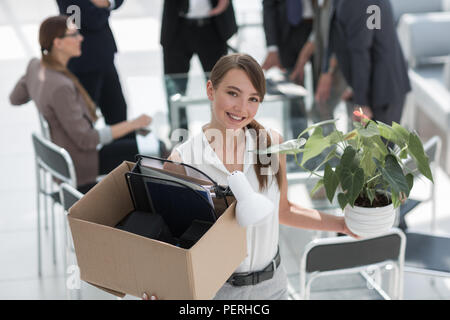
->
<box><xmin>207</xmin><ymin>68</ymin><xmax>262</xmax><ymax>131</ymax></box>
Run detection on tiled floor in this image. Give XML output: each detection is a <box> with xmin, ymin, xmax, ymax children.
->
<box><xmin>1</xmin><ymin>0</ymin><xmax>450</xmax><ymax>300</ymax></box>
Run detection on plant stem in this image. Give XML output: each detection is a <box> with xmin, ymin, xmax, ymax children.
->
<box><xmin>367</xmin><ymin>173</ymin><xmax>382</xmax><ymax>184</ymax></box>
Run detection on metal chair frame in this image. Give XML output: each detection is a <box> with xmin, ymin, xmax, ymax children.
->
<box><xmin>299</xmin><ymin>228</ymin><xmax>406</xmax><ymax>300</ymax></box>
<box><xmin>33</xmin><ymin>132</ymin><xmax>77</xmax><ymax>276</ymax></box>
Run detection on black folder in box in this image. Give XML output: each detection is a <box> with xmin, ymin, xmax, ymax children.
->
<box><xmin>120</xmin><ymin>155</ymin><xmax>234</xmax><ymax>247</ymax></box>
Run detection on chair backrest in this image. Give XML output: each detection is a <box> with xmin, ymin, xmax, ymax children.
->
<box><xmin>301</xmin><ymin>229</ymin><xmax>405</xmax><ymax>273</ymax></box>
<box><xmin>59</xmin><ymin>183</ymin><xmax>83</xmax><ymax>212</ymax></box>
<box><xmin>32</xmin><ymin>132</ymin><xmax>77</xmax><ymax>186</ymax></box>
<box><xmin>397</xmin><ymin>13</ymin><xmax>450</xmax><ymax>68</ymax></box>
<box><xmin>299</xmin><ymin>228</ymin><xmax>406</xmax><ymax>299</ymax></box>
<box><xmin>38</xmin><ymin>112</ymin><xmax>51</xmax><ymax>139</ymax></box>
<box><xmin>390</xmin><ymin>0</ymin><xmax>443</xmax><ymax>25</ymax></box>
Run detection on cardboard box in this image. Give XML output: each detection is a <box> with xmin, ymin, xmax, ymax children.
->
<box><xmin>68</xmin><ymin>161</ymin><xmax>247</xmax><ymax>300</ymax></box>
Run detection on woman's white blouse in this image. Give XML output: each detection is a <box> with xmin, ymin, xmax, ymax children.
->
<box><xmin>175</xmin><ymin>128</ymin><xmax>280</xmax><ymax>273</ymax></box>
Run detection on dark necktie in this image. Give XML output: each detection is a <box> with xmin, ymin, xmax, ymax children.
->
<box><xmin>286</xmin><ymin>0</ymin><xmax>303</xmax><ymax>26</ymax></box>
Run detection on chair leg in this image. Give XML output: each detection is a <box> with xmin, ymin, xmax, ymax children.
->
<box><xmin>43</xmin><ymin>170</ymin><xmax>48</xmax><ymax>231</ymax></box>
<box><xmin>63</xmin><ymin>214</ymin><xmax>68</xmax><ymax>278</ymax></box>
<box><xmin>51</xmin><ymin>182</ymin><xmax>56</xmax><ymax>265</ymax></box>
<box><xmin>36</xmin><ymin>163</ymin><xmax>42</xmax><ymax>277</ymax></box>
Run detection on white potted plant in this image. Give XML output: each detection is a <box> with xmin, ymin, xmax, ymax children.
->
<box><xmin>258</xmin><ymin>110</ymin><xmax>434</xmax><ymax>237</ymax></box>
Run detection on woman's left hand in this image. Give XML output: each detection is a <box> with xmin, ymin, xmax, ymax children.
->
<box><xmin>341</xmin><ymin>218</ymin><xmax>361</xmax><ymax>239</ymax></box>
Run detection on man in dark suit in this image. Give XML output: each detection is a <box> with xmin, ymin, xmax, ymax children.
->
<box><xmin>56</xmin><ymin>0</ymin><xmax>127</xmax><ymax>126</ymax></box>
<box><xmin>160</xmin><ymin>0</ymin><xmax>237</xmax><ymax>131</ymax></box>
<box><xmin>262</xmin><ymin>0</ymin><xmax>314</xmax><ymax>139</ymax></box>
<box><xmin>321</xmin><ymin>0</ymin><xmax>411</xmax><ymax>124</ymax></box>
<box><xmin>262</xmin><ymin>0</ymin><xmax>313</xmax><ymax>76</ymax></box>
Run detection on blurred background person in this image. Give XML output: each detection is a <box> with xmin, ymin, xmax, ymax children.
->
<box><xmin>321</xmin><ymin>0</ymin><xmax>411</xmax><ymax>125</ymax></box>
<box><xmin>160</xmin><ymin>0</ymin><xmax>237</xmax><ymax>132</ymax></box>
<box><xmin>290</xmin><ymin>0</ymin><xmax>347</xmax><ymax>129</ymax></box>
<box><xmin>262</xmin><ymin>0</ymin><xmax>314</xmax><ymax>138</ymax></box>
<box><xmin>9</xmin><ymin>16</ymin><xmax>152</xmax><ymax>193</ymax></box>
<box><xmin>56</xmin><ymin>0</ymin><xmax>129</xmax><ymax>126</ymax></box>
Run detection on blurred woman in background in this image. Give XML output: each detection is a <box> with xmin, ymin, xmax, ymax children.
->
<box><xmin>10</xmin><ymin>15</ymin><xmax>152</xmax><ymax>193</ymax></box>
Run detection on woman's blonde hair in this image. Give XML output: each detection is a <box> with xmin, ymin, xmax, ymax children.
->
<box><xmin>39</xmin><ymin>15</ymin><xmax>98</xmax><ymax>121</ymax></box>
<box><xmin>209</xmin><ymin>53</ymin><xmax>281</xmax><ymax>191</ymax></box>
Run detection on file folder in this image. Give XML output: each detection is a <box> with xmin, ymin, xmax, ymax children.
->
<box><xmin>122</xmin><ymin>155</ymin><xmax>234</xmax><ymax>244</ymax></box>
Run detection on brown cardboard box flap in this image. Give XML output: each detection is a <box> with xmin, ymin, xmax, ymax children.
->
<box><xmin>69</xmin><ymin>161</ymin><xmax>134</xmax><ymax>226</ymax></box>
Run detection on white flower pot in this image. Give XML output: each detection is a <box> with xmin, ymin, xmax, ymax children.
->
<box><xmin>344</xmin><ymin>203</ymin><xmax>396</xmax><ymax>238</ymax></box>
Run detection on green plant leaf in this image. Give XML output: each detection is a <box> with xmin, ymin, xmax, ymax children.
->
<box><xmin>344</xmin><ymin>130</ymin><xmax>358</xmax><ymax>141</ymax></box>
<box><xmin>337</xmin><ymin>193</ymin><xmax>348</xmax><ymax>210</ymax></box>
<box><xmin>392</xmin><ymin>122</ymin><xmax>410</xmax><ymax>143</ymax></box>
<box><xmin>301</xmin><ymin>127</ymin><xmax>332</xmax><ymax>166</ymax></box>
<box><xmin>339</xmin><ymin>146</ymin><xmax>358</xmax><ymax>171</ymax></box>
<box><xmin>326</xmin><ymin>130</ymin><xmax>343</xmax><ymax>145</ymax></box>
<box><xmin>324</xmin><ymin>164</ymin><xmax>339</xmax><ymax>203</ymax></box>
<box><xmin>377</xmin><ymin>121</ymin><xmax>405</xmax><ymax>148</ymax></box>
<box><xmin>254</xmin><ymin>138</ymin><xmax>306</xmax><ymax>155</ymax></box>
<box><xmin>310</xmin><ymin>179</ymin><xmax>324</xmax><ymax>197</ymax></box>
<box><xmin>360</xmin><ymin>147</ymin><xmax>377</xmax><ymax>178</ymax></box>
<box><xmin>311</xmin><ymin>146</ymin><xmax>337</xmax><ymax>172</ymax></box>
<box><xmin>391</xmin><ymin>191</ymin><xmax>401</xmax><ymax>208</ymax></box>
<box><xmin>297</xmin><ymin>119</ymin><xmax>338</xmax><ymax>139</ymax></box>
<box><xmin>405</xmin><ymin>173</ymin><xmax>414</xmax><ymax>197</ymax></box>
<box><xmin>356</xmin><ymin>121</ymin><xmax>380</xmax><ymax>138</ymax></box>
<box><xmin>376</xmin><ymin>154</ymin><xmax>410</xmax><ymax>195</ymax></box>
<box><xmin>407</xmin><ymin>133</ymin><xmax>434</xmax><ymax>183</ymax></box>
<box><xmin>367</xmin><ymin>188</ymin><xmax>376</xmax><ymax>205</ymax></box>
<box><xmin>340</xmin><ymin>167</ymin><xmax>365</xmax><ymax>206</ymax></box>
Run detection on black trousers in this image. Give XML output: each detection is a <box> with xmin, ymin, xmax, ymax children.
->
<box><xmin>77</xmin><ymin>138</ymin><xmax>139</xmax><ymax>194</ymax></box>
<box><xmin>279</xmin><ymin>20</ymin><xmax>314</xmax><ymax>139</ymax></box>
<box><xmin>279</xmin><ymin>20</ymin><xmax>313</xmax><ymax>70</ymax></box>
<box><xmin>372</xmin><ymin>96</ymin><xmax>405</xmax><ymax>125</ymax></box>
<box><xmin>73</xmin><ymin>62</ymin><xmax>128</xmax><ymax>125</ymax></box>
<box><xmin>163</xmin><ymin>18</ymin><xmax>229</xmax><ymax>130</ymax></box>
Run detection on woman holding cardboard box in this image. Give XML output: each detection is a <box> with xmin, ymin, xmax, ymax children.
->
<box><xmin>143</xmin><ymin>53</ymin><xmax>357</xmax><ymax>300</ymax></box>
<box><xmin>9</xmin><ymin>16</ymin><xmax>152</xmax><ymax>193</ymax></box>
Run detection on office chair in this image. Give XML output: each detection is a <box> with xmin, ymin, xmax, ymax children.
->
<box><xmin>396</xmin><ymin>136</ymin><xmax>450</xmax><ymax>281</ymax></box>
<box><xmin>59</xmin><ymin>183</ymin><xmax>83</xmax><ymax>299</ymax></box>
<box><xmin>299</xmin><ymin>228</ymin><xmax>406</xmax><ymax>300</ymax></box>
<box><xmin>32</xmin><ymin>132</ymin><xmax>77</xmax><ymax>276</ymax></box>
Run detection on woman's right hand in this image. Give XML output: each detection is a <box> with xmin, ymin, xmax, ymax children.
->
<box><xmin>132</xmin><ymin>114</ymin><xmax>152</xmax><ymax>130</ymax></box>
<box><xmin>142</xmin><ymin>292</ymin><xmax>158</xmax><ymax>300</ymax></box>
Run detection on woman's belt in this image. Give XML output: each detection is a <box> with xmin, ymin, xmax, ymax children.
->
<box><xmin>227</xmin><ymin>249</ymin><xmax>281</xmax><ymax>287</ymax></box>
